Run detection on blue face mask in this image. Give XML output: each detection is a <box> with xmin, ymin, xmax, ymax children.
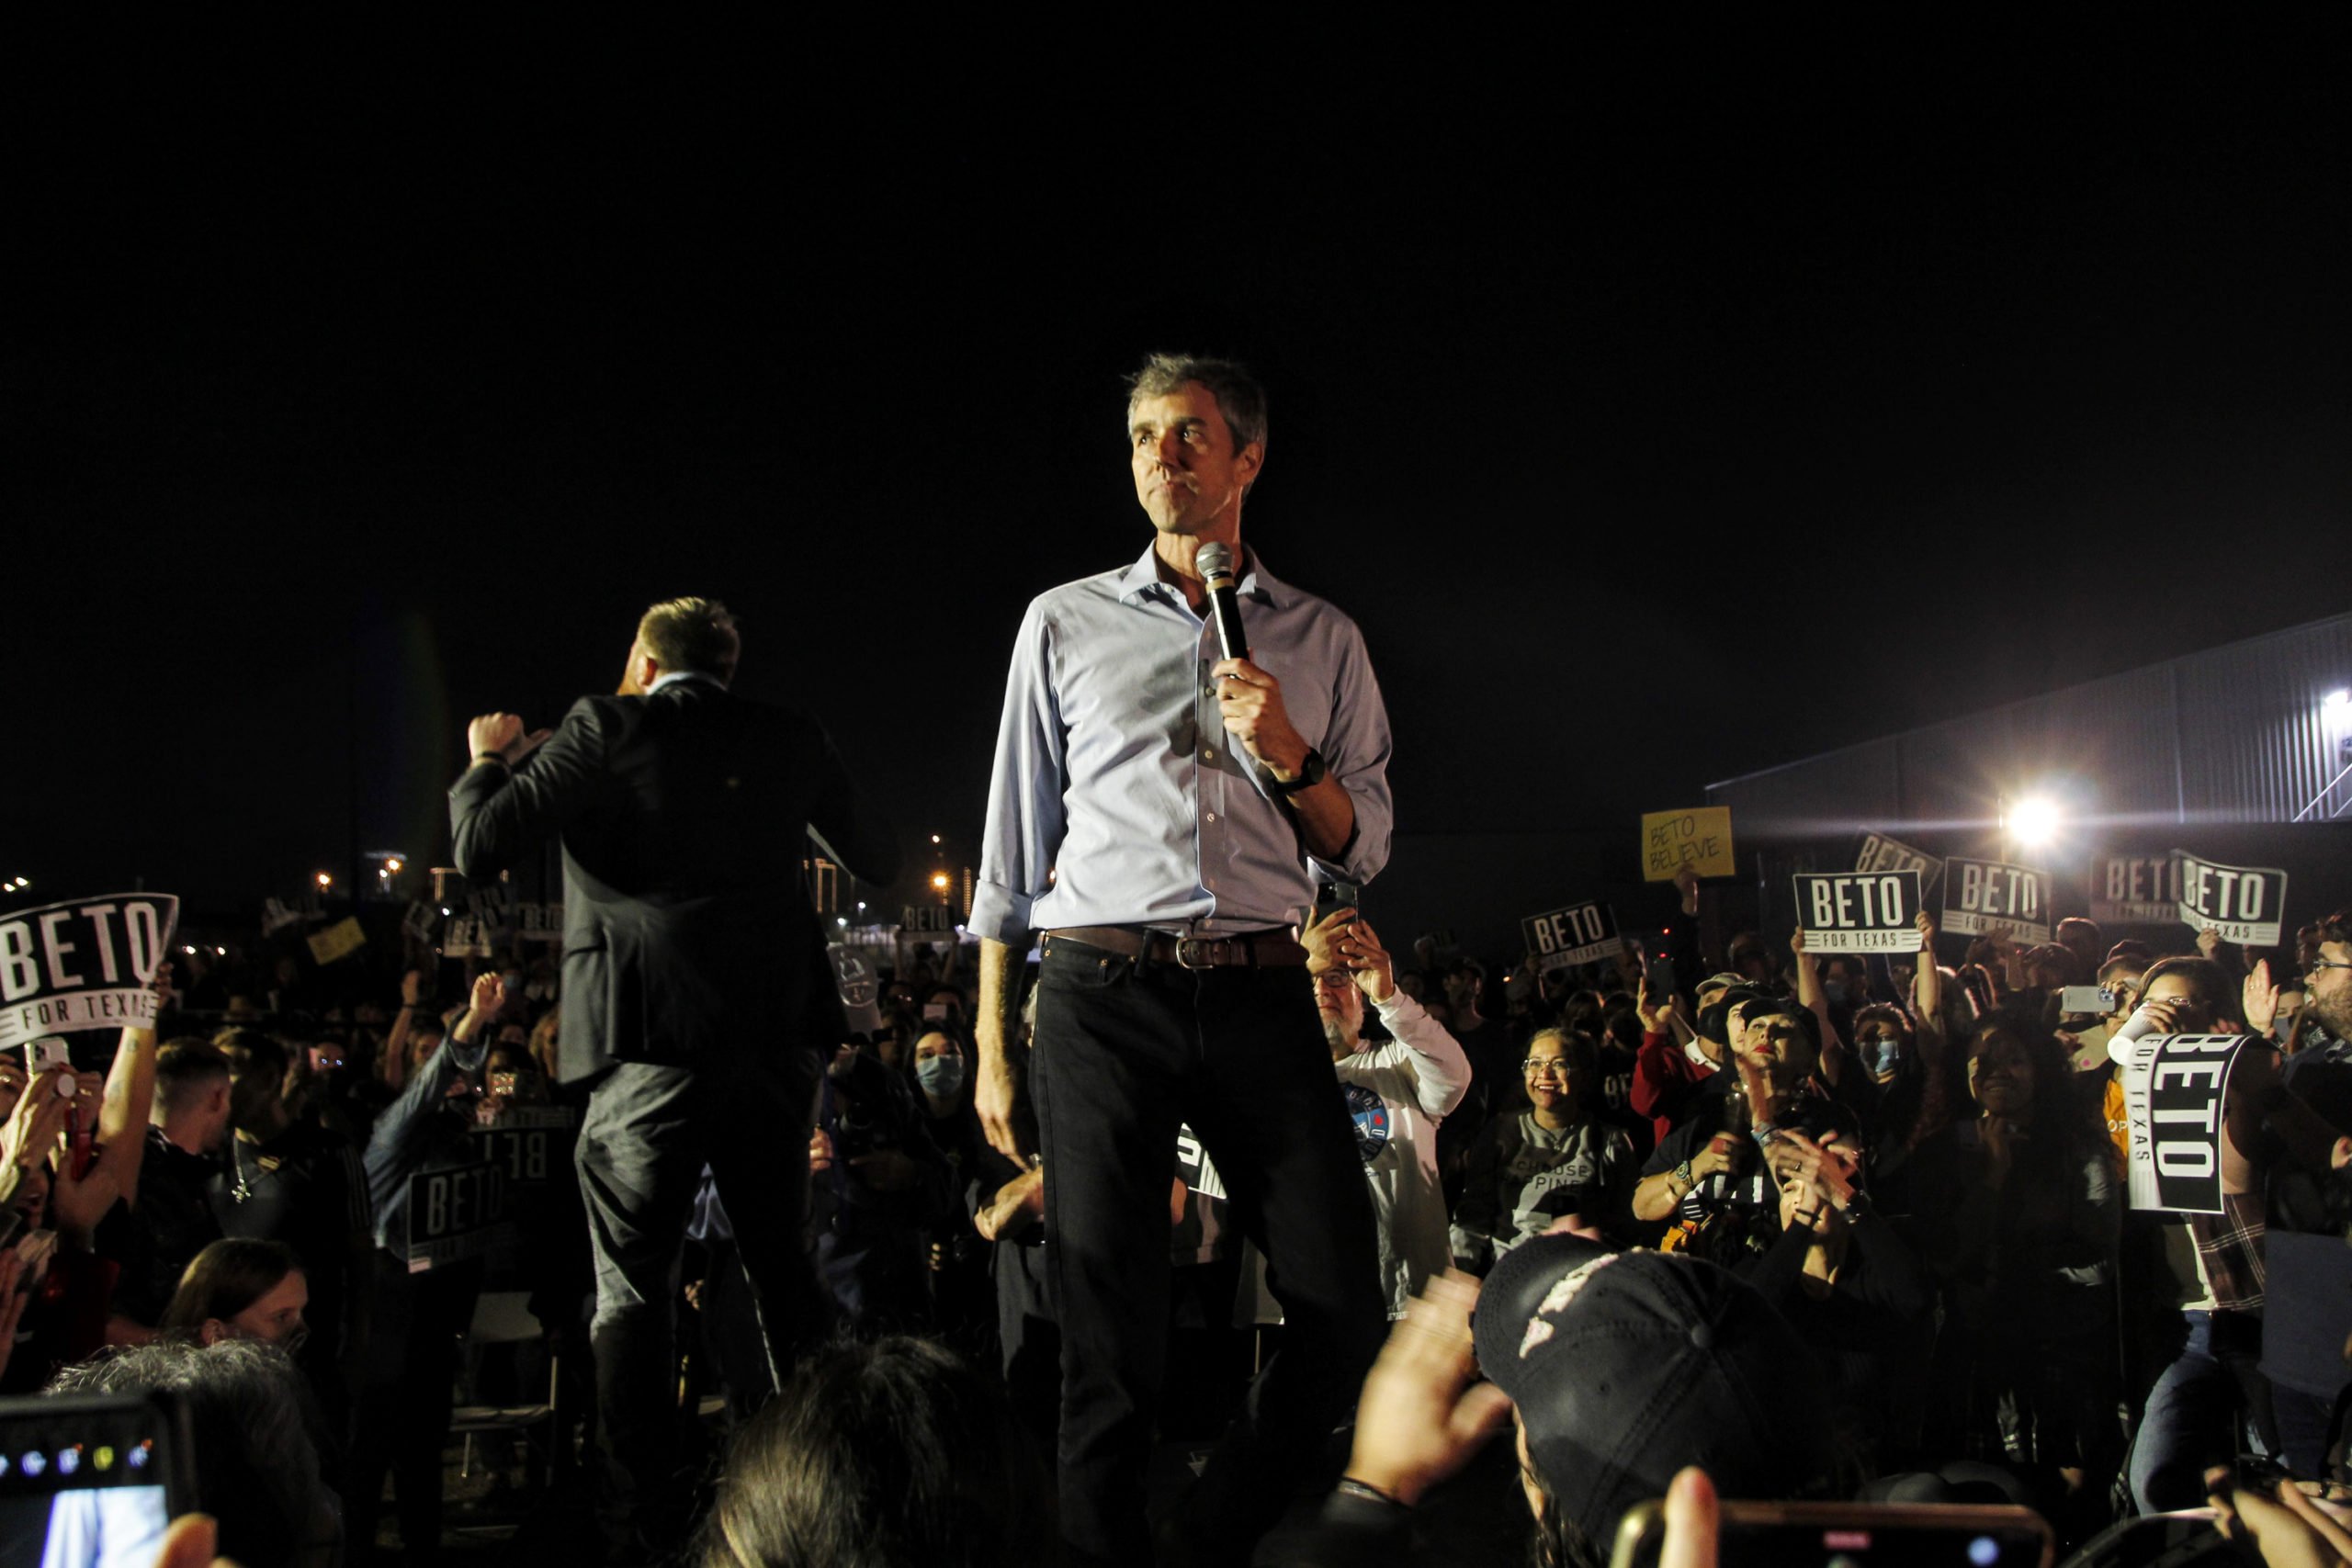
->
<box><xmin>916</xmin><ymin>1055</ymin><xmax>966</xmax><ymax>1100</ymax></box>
<box><xmin>1822</xmin><ymin>980</ymin><xmax>1849</xmax><ymax>1007</ymax></box>
<box><xmin>1861</xmin><ymin>1034</ymin><xmax>1903</xmax><ymax>1077</ymax></box>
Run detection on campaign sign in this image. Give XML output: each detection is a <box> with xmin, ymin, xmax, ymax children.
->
<box><xmin>1793</xmin><ymin>871</ymin><xmax>1922</xmax><ymax>953</ymax></box>
<box><xmin>901</xmin><ymin>905</ymin><xmax>957</xmax><ymax>935</ymax></box>
<box><xmin>306</xmin><ymin>917</ymin><xmax>367</xmax><ymax>966</ymax></box>
<box><xmin>1174</xmin><ymin>1123</ymin><xmax>1227</xmax><ymax>1202</ymax></box>
<box><xmin>829</xmin><ymin>942</ymin><xmax>882</xmax><ymax>1036</ymax></box>
<box><xmin>2176</xmin><ymin>853</ymin><xmax>2287</xmax><ymax>947</ymax></box>
<box><xmin>1940</xmin><ymin>858</ymin><xmax>2052</xmax><ymax>944</ymax></box>
<box><xmin>403</xmin><ymin>1160</ymin><xmax>510</xmax><ymax>1271</ymax></box>
<box><xmin>1641</xmin><ymin>807</ymin><xmax>1736</xmax><ymax>882</ymax></box>
<box><xmin>440</xmin><ymin>916</ymin><xmax>494</xmax><ymax>959</ymax></box>
<box><xmin>1522</xmin><ymin>902</ymin><xmax>1624</xmax><ymax>974</ymax></box>
<box><xmin>469</xmin><ymin>1106</ymin><xmax>578</xmax><ymax>1188</ymax></box>
<box><xmin>401</xmin><ymin>900</ymin><xmax>441</xmax><ymax>944</ymax></box>
<box><xmin>0</xmin><ymin>894</ymin><xmax>178</xmax><ymax>1052</ymax></box>
<box><xmin>1856</xmin><ymin>832</ymin><xmax>1944</xmax><ymax>895</ymax></box>
<box><xmin>513</xmin><ymin>902</ymin><xmax>565</xmax><ymax>942</ymax></box>
<box><xmin>2119</xmin><ymin>1032</ymin><xmax>2249</xmax><ymax>1214</ymax></box>
<box><xmin>2092</xmin><ymin>854</ymin><xmax>2178</xmax><ymax>926</ymax></box>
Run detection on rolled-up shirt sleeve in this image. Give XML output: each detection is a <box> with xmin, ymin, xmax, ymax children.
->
<box><xmin>970</xmin><ymin>600</ymin><xmax>1068</xmax><ymax>946</ymax></box>
<box><xmin>1309</xmin><ymin>619</ymin><xmax>1394</xmax><ymax>887</ymax></box>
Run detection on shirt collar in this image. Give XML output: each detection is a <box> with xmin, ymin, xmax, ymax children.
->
<box><xmin>649</xmin><ymin>669</ymin><xmax>727</xmax><ymax>695</ymax></box>
<box><xmin>1116</xmin><ymin>540</ymin><xmax>1289</xmax><ymax>610</ymax></box>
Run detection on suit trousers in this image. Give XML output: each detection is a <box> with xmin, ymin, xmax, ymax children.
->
<box><xmin>575</xmin><ymin>1046</ymin><xmax>830</xmax><ymax>1538</ymax></box>
<box><xmin>1031</xmin><ymin>939</ymin><xmax>1386</xmax><ymax>1565</ymax></box>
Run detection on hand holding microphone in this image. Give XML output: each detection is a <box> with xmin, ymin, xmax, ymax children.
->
<box><xmin>1198</xmin><ymin>541</ymin><xmax>1317</xmax><ymax>787</ymax></box>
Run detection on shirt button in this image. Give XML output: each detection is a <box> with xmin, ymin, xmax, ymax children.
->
<box><xmin>1204</xmin><ymin>812</ymin><xmax>1217</xmax><ymax>822</ymax></box>
<box><xmin>1202</xmin><ymin>747</ymin><xmax>1216</xmax><ymax>761</ymax></box>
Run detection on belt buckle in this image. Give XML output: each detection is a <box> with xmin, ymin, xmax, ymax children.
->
<box><xmin>1176</xmin><ymin>937</ymin><xmax>1215</xmax><ymax>970</ymax></box>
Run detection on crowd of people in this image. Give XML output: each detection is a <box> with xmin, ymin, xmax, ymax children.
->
<box><xmin>6</xmin><ymin>860</ymin><xmax>2352</xmax><ymax>1566</ymax></box>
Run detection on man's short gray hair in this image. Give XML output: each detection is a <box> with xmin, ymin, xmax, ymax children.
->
<box><xmin>1125</xmin><ymin>353</ymin><xmax>1269</xmax><ymax>459</ymax></box>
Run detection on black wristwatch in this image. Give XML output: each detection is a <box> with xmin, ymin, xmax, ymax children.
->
<box><xmin>1271</xmin><ymin>749</ymin><xmax>1327</xmax><ymax>795</ymax></box>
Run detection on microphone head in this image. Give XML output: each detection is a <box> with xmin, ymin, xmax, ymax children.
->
<box><xmin>1195</xmin><ymin>541</ymin><xmax>1238</xmax><ymax>587</ymax></box>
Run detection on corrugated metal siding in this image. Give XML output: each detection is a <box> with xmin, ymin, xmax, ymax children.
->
<box><xmin>2176</xmin><ymin>617</ymin><xmax>2352</xmax><ymax>824</ymax></box>
<box><xmin>1711</xmin><ymin>613</ymin><xmax>2352</xmax><ymax>834</ymax></box>
<box><xmin>1699</xmin><ymin>739</ymin><xmax>1902</xmax><ymax>840</ymax></box>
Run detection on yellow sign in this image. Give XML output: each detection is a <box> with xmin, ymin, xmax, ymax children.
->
<box><xmin>306</xmin><ymin>917</ymin><xmax>368</xmax><ymax>966</ymax></box>
<box><xmin>1641</xmin><ymin>807</ymin><xmax>1736</xmax><ymax>881</ymax></box>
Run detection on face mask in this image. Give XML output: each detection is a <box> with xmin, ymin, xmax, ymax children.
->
<box><xmin>1862</xmin><ymin>1035</ymin><xmax>1903</xmax><ymax>1077</ymax></box>
<box><xmin>917</xmin><ymin>1055</ymin><xmax>966</xmax><ymax>1099</ymax></box>
<box><xmin>1822</xmin><ymin>981</ymin><xmax>1849</xmax><ymax>1007</ymax></box>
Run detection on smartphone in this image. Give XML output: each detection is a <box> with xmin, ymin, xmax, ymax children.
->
<box><xmin>1610</xmin><ymin>1498</ymin><xmax>2052</xmax><ymax>1568</ymax></box>
<box><xmin>1645</xmin><ymin>955</ymin><xmax>1678</xmax><ymax>998</ymax></box>
<box><xmin>1314</xmin><ymin>881</ymin><xmax>1362</xmax><ymax>921</ymax></box>
<box><xmin>0</xmin><ymin>1391</ymin><xmax>196</xmax><ymax>1567</ymax></box>
<box><xmin>2059</xmin><ymin>986</ymin><xmax>2118</xmax><ymax>1015</ymax></box>
<box><xmin>23</xmin><ymin>1039</ymin><xmax>70</xmax><ymax>1077</ymax></box>
<box><xmin>487</xmin><ymin>1071</ymin><xmax>518</xmax><ymax>1099</ymax></box>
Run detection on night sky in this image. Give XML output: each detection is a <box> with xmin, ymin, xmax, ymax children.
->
<box><xmin>7</xmin><ymin>30</ymin><xmax>2347</xmax><ymax>944</ymax></box>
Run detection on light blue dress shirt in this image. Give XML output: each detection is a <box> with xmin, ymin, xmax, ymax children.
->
<box><xmin>970</xmin><ymin>542</ymin><xmax>1393</xmax><ymax>944</ymax></box>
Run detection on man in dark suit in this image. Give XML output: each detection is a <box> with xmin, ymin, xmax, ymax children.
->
<box><xmin>449</xmin><ymin>596</ymin><xmax>897</xmax><ymax>1554</ymax></box>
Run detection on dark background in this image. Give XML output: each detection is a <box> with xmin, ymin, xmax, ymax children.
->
<box><xmin>6</xmin><ymin>25</ymin><xmax>2346</xmax><ymax>954</ymax></box>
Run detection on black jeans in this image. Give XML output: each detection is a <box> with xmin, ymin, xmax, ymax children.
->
<box><xmin>346</xmin><ymin>1252</ymin><xmax>481</xmax><ymax>1563</ymax></box>
<box><xmin>1031</xmin><ymin>938</ymin><xmax>1386</xmax><ymax>1564</ymax></box>
<box><xmin>576</xmin><ymin>1045</ymin><xmax>830</xmax><ymax>1540</ymax></box>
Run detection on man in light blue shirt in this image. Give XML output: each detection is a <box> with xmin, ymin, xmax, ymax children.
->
<box><xmin>971</xmin><ymin>353</ymin><xmax>1394</xmax><ymax>1566</ymax></box>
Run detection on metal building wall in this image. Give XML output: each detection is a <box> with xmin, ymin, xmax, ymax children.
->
<box><xmin>1709</xmin><ymin>612</ymin><xmax>2352</xmax><ymax>835</ymax></box>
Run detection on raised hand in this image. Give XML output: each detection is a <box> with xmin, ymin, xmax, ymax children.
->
<box><xmin>1340</xmin><ymin>1270</ymin><xmax>1514</xmax><ymax>1506</ymax></box>
<box><xmin>1302</xmin><ymin>907</ymin><xmax>1356</xmax><ymax>976</ymax></box>
<box><xmin>1344</xmin><ymin>916</ymin><xmax>1398</xmax><ymax>1004</ymax></box>
<box><xmin>466</xmin><ymin>713</ymin><xmax>554</xmax><ymax>765</ymax></box>
<box><xmin>1635</xmin><ymin>971</ymin><xmax>1676</xmax><ymax>1035</ymax></box>
<box><xmin>2244</xmin><ymin>959</ymin><xmax>2280</xmax><ymax>1038</ymax></box>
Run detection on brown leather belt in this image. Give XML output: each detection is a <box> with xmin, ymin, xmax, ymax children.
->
<box><xmin>1044</xmin><ymin>925</ymin><xmax>1308</xmax><ymax>969</ymax></box>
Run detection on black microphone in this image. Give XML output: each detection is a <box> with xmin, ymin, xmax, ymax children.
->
<box><xmin>1195</xmin><ymin>541</ymin><xmax>1249</xmax><ymax>664</ymax></box>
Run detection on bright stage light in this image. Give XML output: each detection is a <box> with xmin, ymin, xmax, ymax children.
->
<box><xmin>2324</xmin><ymin>689</ymin><xmax>2350</xmax><ymax>717</ymax></box>
<box><xmin>2007</xmin><ymin>795</ymin><xmax>2062</xmax><ymax>849</ymax></box>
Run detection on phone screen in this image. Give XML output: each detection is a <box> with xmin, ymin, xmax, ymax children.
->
<box><xmin>0</xmin><ymin>1393</ymin><xmax>193</xmax><ymax>1568</ymax></box>
<box><xmin>1611</xmin><ymin>1500</ymin><xmax>2052</xmax><ymax>1568</ymax></box>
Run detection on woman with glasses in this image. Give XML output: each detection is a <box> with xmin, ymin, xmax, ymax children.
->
<box><xmin>1446</xmin><ymin>1029</ymin><xmax>1639</xmax><ymax>1273</ymax></box>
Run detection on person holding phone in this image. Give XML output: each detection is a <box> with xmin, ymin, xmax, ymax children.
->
<box><xmin>1304</xmin><ymin>908</ymin><xmax>1471</xmax><ymax>1316</ymax></box>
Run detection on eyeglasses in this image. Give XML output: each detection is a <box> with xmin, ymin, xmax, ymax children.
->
<box><xmin>1521</xmin><ymin>1059</ymin><xmax>1577</xmax><ymax>1077</ymax></box>
<box><xmin>2307</xmin><ymin>960</ymin><xmax>2352</xmax><ymax>976</ymax></box>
